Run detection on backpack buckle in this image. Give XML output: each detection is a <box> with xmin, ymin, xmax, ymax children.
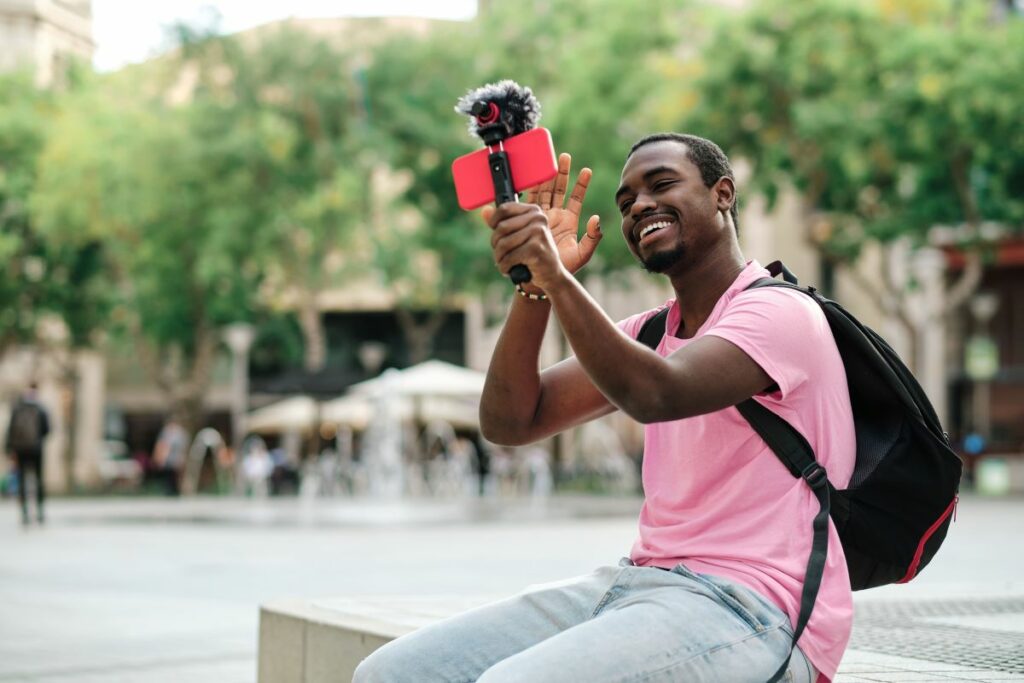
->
<box><xmin>801</xmin><ymin>462</ymin><xmax>828</xmax><ymax>489</ymax></box>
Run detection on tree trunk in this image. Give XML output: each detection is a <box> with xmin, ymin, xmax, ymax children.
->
<box><xmin>134</xmin><ymin>322</ymin><xmax>218</xmax><ymax>443</ymax></box>
<box><xmin>297</xmin><ymin>294</ymin><xmax>327</xmax><ymax>373</ymax></box>
<box><xmin>395</xmin><ymin>307</ymin><xmax>448</xmax><ymax>366</ymax></box>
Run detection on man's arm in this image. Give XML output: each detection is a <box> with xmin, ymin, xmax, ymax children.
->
<box><xmin>543</xmin><ymin>276</ymin><xmax>771</xmax><ymax>423</ymax></box>
<box><xmin>479</xmin><ymin>295</ymin><xmax>615</xmax><ymax>446</ymax></box>
<box><xmin>489</xmin><ymin>205</ymin><xmax>771</xmax><ymax>424</ymax></box>
<box><xmin>479</xmin><ymin>154</ymin><xmax>611</xmax><ymax>446</ymax></box>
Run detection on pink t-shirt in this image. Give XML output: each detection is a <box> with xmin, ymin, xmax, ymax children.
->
<box><xmin>616</xmin><ymin>260</ymin><xmax>855</xmax><ymax>681</ymax></box>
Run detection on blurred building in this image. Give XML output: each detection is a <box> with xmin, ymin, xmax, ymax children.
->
<box><xmin>0</xmin><ymin>0</ymin><xmax>93</xmax><ymax>86</ymax></box>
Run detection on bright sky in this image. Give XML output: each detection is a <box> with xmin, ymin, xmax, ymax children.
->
<box><xmin>91</xmin><ymin>0</ymin><xmax>478</xmax><ymax>72</ymax></box>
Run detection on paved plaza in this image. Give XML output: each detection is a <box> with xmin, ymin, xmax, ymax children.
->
<box><xmin>0</xmin><ymin>493</ymin><xmax>1022</xmax><ymax>682</ymax></box>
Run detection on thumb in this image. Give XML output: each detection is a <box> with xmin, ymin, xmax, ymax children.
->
<box><xmin>580</xmin><ymin>215</ymin><xmax>603</xmax><ymax>260</ymax></box>
<box><xmin>480</xmin><ymin>205</ymin><xmax>496</xmax><ymax>227</ymax></box>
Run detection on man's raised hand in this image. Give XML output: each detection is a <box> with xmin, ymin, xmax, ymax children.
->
<box><xmin>482</xmin><ymin>153</ymin><xmax>602</xmax><ymax>291</ymax></box>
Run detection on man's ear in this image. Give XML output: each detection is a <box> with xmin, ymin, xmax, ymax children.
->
<box><xmin>713</xmin><ymin>176</ymin><xmax>735</xmax><ymax>215</ymax></box>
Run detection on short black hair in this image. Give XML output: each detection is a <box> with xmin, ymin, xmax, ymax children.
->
<box><xmin>627</xmin><ymin>133</ymin><xmax>739</xmax><ymax>233</ymax></box>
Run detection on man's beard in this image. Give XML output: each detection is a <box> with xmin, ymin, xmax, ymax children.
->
<box><xmin>640</xmin><ymin>244</ymin><xmax>686</xmax><ymax>274</ymax></box>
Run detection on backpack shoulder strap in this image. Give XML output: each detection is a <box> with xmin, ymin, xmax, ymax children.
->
<box><xmin>636</xmin><ymin>307</ymin><xmax>670</xmax><ymax>350</ymax></box>
<box><xmin>738</xmin><ymin>262</ymin><xmax>832</xmax><ymax>681</ymax></box>
<box><xmin>737</xmin><ymin>399</ymin><xmax>831</xmax><ymax>683</ymax></box>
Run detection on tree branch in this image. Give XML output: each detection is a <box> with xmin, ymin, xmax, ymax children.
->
<box><xmin>945</xmin><ymin>249</ymin><xmax>984</xmax><ymax>313</ymax></box>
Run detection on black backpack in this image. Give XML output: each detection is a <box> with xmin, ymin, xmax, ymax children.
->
<box><xmin>8</xmin><ymin>401</ymin><xmax>43</xmax><ymax>451</ymax></box>
<box><xmin>636</xmin><ymin>261</ymin><xmax>962</xmax><ymax>680</ymax></box>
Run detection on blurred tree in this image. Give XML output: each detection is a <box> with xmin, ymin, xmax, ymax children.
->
<box><xmin>173</xmin><ymin>26</ymin><xmax>367</xmax><ymax>373</ymax></box>
<box><xmin>30</xmin><ymin>69</ymin><xmax>267</xmax><ymax>434</ymax></box>
<box><xmin>0</xmin><ymin>72</ymin><xmax>110</xmax><ymax>354</ymax></box>
<box><xmin>363</xmin><ymin>0</ymin><xmax>692</xmax><ymax>361</ymax></box>
<box><xmin>33</xmin><ymin>25</ymin><xmax>371</xmax><ymax>436</ymax></box>
<box><xmin>683</xmin><ymin>0</ymin><xmax>1024</xmax><ymax>371</ymax></box>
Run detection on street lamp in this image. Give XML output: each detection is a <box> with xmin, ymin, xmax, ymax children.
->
<box><xmin>223</xmin><ymin>323</ymin><xmax>256</xmax><ymax>457</ymax></box>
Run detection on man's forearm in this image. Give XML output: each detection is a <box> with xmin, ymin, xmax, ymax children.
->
<box><xmin>479</xmin><ymin>295</ymin><xmax>552</xmax><ymax>443</ymax></box>
<box><xmin>545</xmin><ymin>275</ymin><xmax>668</xmax><ymax>422</ymax></box>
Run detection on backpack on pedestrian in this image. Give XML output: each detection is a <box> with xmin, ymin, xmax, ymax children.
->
<box><xmin>636</xmin><ymin>261</ymin><xmax>963</xmax><ymax>681</ymax></box>
<box><xmin>8</xmin><ymin>401</ymin><xmax>43</xmax><ymax>452</ymax></box>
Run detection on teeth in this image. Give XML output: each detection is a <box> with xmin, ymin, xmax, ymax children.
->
<box><xmin>639</xmin><ymin>221</ymin><xmax>670</xmax><ymax>239</ymax></box>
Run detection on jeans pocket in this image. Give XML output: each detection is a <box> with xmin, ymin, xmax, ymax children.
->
<box><xmin>683</xmin><ymin>571</ymin><xmax>783</xmax><ymax>634</ymax></box>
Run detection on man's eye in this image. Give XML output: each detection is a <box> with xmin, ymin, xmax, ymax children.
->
<box><xmin>619</xmin><ymin>200</ymin><xmax>633</xmax><ymax>214</ymax></box>
<box><xmin>653</xmin><ymin>180</ymin><xmax>675</xmax><ymax>192</ymax></box>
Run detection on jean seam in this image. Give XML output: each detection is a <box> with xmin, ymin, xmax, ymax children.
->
<box><xmin>692</xmin><ymin>574</ymin><xmax>768</xmax><ymax>633</ymax></box>
<box><xmin>626</xmin><ymin>622</ymin><xmax>788</xmax><ymax>683</ymax></box>
<box><xmin>589</xmin><ymin>567</ymin><xmax>635</xmax><ymax>619</ymax></box>
<box><xmin>672</xmin><ymin>565</ymin><xmax>792</xmax><ymax>636</ymax></box>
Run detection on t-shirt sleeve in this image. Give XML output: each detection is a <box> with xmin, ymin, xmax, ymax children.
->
<box><xmin>703</xmin><ymin>289</ymin><xmax>831</xmax><ymax>399</ymax></box>
<box><xmin>616</xmin><ymin>301</ymin><xmax>673</xmax><ymax>340</ymax></box>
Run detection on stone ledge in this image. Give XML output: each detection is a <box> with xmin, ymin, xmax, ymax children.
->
<box><xmin>258</xmin><ymin>596</ymin><xmax>498</xmax><ymax>683</ymax></box>
<box><xmin>259</xmin><ymin>595</ymin><xmax>1024</xmax><ymax>683</ymax></box>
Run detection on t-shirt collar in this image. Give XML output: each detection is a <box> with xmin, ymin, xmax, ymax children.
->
<box><xmin>665</xmin><ymin>260</ymin><xmax>768</xmax><ymax>339</ymax></box>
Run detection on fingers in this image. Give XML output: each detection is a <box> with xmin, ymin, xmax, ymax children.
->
<box><xmin>523</xmin><ymin>185</ymin><xmax>538</xmax><ymax>205</ymax></box>
<box><xmin>551</xmin><ymin>153</ymin><xmax>571</xmax><ymax>209</ymax></box>
<box><xmin>489</xmin><ymin>207</ymin><xmax>545</xmax><ymax>248</ymax></box>
<box><xmin>492</xmin><ymin>223</ymin><xmax>537</xmax><ymax>266</ymax></box>
<box><xmin>579</xmin><ymin>215</ymin><xmax>603</xmax><ymax>261</ymax></box>
<box><xmin>481</xmin><ymin>202</ymin><xmax>535</xmax><ymax>230</ymax></box>
<box><xmin>566</xmin><ymin>167</ymin><xmax>593</xmax><ymax>217</ymax></box>
<box><xmin>535</xmin><ymin>175</ymin><xmax>556</xmax><ymax>209</ymax></box>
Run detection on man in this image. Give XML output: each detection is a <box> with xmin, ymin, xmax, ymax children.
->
<box><xmin>354</xmin><ymin>134</ymin><xmax>854</xmax><ymax>682</ymax></box>
<box><xmin>5</xmin><ymin>383</ymin><xmax>50</xmax><ymax>525</ymax></box>
<box><xmin>152</xmin><ymin>417</ymin><xmax>189</xmax><ymax>496</ymax></box>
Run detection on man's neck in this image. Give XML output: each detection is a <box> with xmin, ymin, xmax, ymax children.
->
<box><xmin>667</xmin><ymin>244</ymin><xmax>746</xmax><ymax>339</ymax></box>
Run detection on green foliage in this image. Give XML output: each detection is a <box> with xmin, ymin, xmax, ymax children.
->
<box><xmin>13</xmin><ymin>0</ymin><xmax>1024</xmax><ymax>379</ymax></box>
<box><xmin>0</xmin><ymin>73</ymin><xmax>111</xmax><ymax>348</ymax></box>
<box><xmin>365</xmin><ymin>0</ymin><xmax>695</xmax><ymax>285</ymax></box>
<box><xmin>684</xmin><ymin>0</ymin><xmax>1024</xmax><ymax>260</ymax></box>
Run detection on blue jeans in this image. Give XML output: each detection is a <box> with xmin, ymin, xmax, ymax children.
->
<box><xmin>353</xmin><ymin>559</ymin><xmax>817</xmax><ymax>682</ymax></box>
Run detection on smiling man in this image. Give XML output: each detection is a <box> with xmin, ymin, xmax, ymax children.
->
<box><xmin>353</xmin><ymin>133</ymin><xmax>854</xmax><ymax>682</ymax></box>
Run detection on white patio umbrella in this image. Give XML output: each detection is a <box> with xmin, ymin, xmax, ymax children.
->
<box><xmin>348</xmin><ymin>360</ymin><xmax>486</xmax><ymax>398</ymax></box>
<box><xmin>246</xmin><ymin>396</ymin><xmax>319</xmax><ymax>435</ymax></box>
<box><xmin>320</xmin><ymin>390</ymin><xmax>480</xmax><ymax>430</ymax></box>
<box><xmin>319</xmin><ymin>393</ymin><xmax>384</xmax><ymax>430</ymax></box>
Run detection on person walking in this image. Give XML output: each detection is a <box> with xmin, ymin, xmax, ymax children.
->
<box><xmin>152</xmin><ymin>417</ymin><xmax>189</xmax><ymax>496</ymax></box>
<box><xmin>5</xmin><ymin>383</ymin><xmax>50</xmax><ymax>526</ymax></box>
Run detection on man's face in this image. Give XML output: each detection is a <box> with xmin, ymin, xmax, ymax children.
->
<box><xmin>616</xmin><ymin>141</ymin><xmax>728</xmax><ymax>274</ymax></box>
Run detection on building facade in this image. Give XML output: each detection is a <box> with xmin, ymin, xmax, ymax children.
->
<box><xmin>0</xmin><ymin>0</ymin><xmax>93</xmax><ymax>85</ymax></box>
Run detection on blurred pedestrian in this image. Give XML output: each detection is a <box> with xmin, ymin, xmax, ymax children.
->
<box><xmin>152</xmin><ymin>417</ymin><xmax>189</xmax><ymax>496</ymax></box>
<box><xmin>5</xmin><ymin>382</ymin><xmax>50</xmax><ymax>525</ymax></box>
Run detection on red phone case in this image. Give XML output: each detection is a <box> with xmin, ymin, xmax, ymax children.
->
<box><xmin>451</xmin><ymin>127</ymin><xmax>558</xmax><ymax>211</ymax></box>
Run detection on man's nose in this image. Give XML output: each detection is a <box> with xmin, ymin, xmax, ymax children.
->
<box><xmin>629</xmin><ymin>192</ymin><xmax>657</xmax><ymax>219</ymax></box>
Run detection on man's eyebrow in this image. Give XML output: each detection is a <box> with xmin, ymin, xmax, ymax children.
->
<box><xmin>615</xmin><ymin>166</ymin><xmax>679</xmax><ymax>203</ymax></box>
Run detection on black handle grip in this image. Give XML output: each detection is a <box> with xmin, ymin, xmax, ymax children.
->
<box><xmin>509</xmin><ymin>265</ymin><xmax>531</xmax><ymax>284</ymax></box>
<box><xmin>488</xmin><ymin>149</ymin><xmax>532</xmax><ymax>285</ymax></box>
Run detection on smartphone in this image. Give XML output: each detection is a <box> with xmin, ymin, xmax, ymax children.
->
<box><xmin>451</xmin><ymin>127</ymin><xmax>558</xmax><ymax>211</ymax></box>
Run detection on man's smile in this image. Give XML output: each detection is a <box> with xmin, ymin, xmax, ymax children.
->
<box><xmin>633</xmin><ymin>213</ymin><xmax>678</xmax><ymax>247</ymax></box>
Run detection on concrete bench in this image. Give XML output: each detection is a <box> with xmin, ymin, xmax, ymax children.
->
<box><xmin>258</xmin><ymin>596</ymin><xmax>497</xmax><ymax>683</ymax></box>
<box><xmin>258</xmin><ymin>593</ymin><xmax>1022</xmax><ymax>683</ymax></box>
